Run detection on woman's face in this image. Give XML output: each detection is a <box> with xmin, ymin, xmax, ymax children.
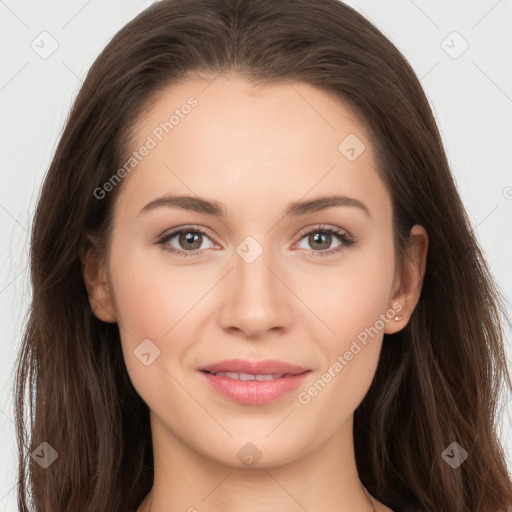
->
<box><xmin>89</xmin><ymin>74</ymin><xmax>422</xmax><ymax>468</ymax></box>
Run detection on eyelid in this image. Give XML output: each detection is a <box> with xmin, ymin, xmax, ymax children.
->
<box><xmin>294</xmin><ymin>223</ymin><xmax>350</xmax><ymax>239</ymax></box>
<box><xmin>158</xmin><ymin>224</ymin><xmax>217</xmax><ymax>243</ymax></box>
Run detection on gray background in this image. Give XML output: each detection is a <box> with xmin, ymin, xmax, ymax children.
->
<box><xmin>1</xmin><ymin>0</ymin><xmax>511</xmax><ymax>510</ymax></box>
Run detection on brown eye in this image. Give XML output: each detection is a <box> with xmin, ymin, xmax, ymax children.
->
<box><xmin>158</xmin><ymin>226</ymin><xmax>216</xmax><ymax>256</ymax></box>
<box><xmin>178</xmin><ymin>231</ymin><xmax>204</xmax><ymax>250</ymax></box>
<box><xmin>295</xmin><ymin>225</ymin><xmax>356</xmax><ymax>258</ymax></box>
<box><xmin>307</xmin><ymin>232</ymin><xmax>333</xmax><ymax>251</ymax></box>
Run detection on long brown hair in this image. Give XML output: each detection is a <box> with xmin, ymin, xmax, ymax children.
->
<box><xmin>14</xmin><ymin>0</ymin><xmax>512</xmax><ymax>510</ymax></box>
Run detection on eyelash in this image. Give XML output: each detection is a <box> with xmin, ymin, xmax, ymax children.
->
<box><xmin>156</xmin><ymin>224</ymin><xmax>357</xmax><ymax>259</ymax></box>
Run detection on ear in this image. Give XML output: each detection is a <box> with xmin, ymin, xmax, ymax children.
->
<box><xmin>385</xmin><ymin>224</ymin><xmax>428</xmax><ymax>334</ymax></box>
<box><xmin>79</xmin><ymin>233</ymin><xmax>117</xmax><ymax>323</ymax></box>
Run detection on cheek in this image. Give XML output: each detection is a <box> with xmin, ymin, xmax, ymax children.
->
<box><xmin>109</xmin><ymin>239</ymin><xmax>204</xmax><ymax>340</ymax></box>
<box><xmin>293</xmin><ymin>233</ymin><xmax>395</xmax><ymax>409</ymax></box>
<box><xmin>107</xmin><ymin>242</ymin><xmax>204</xmax><ymax>407</ymax></box>
<box><xmin>296</xmin><ymin>237</ymin><xmax>395</xmax><ymax>350</ymax></box>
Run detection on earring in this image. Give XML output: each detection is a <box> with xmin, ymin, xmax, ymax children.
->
<box><xmin>394</xmin><ymin>315</ymin><xmax>402</xmax><ymax>321</ymax></box>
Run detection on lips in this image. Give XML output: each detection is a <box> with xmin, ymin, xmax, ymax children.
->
<box><xmin>199</xmin><ymin>358</ymin><xmax>309</xmax><ymax>375</ymax></box>
<box><xmin>198</xmin><ymin>359</ymin><xmax>311</xmax><ymax>405</ymax></box>
<box><xmin>207</xmin><ymin>371</ymin><xmax>291</xmax><ymax>381</ymax></box>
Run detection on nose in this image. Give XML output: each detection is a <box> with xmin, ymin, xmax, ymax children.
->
<box><xmin>218</xmin><ymin>243</ymin><xmax>294</xmax><ymax>339</ymax></box>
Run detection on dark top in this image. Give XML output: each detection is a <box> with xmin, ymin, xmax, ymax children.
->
<box><xmin>394</xmin><ymin>502</ymin><xmax>424</xmax><ymax>512</ymax></box>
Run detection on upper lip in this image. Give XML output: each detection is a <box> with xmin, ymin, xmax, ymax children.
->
<box><xmin>199</xmin><ymin>359</ymin><xmax>310</xmax><ymax>375</ymax></box>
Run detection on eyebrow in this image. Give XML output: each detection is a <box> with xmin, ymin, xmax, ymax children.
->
<box><xmin>138</xmin><ymin>194</ymin><xmax>371</xmax><ymax>219</ymax></box>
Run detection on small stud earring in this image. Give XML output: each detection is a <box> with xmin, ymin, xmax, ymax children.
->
<box><xmin>394</xmin><ymin>315</ymin><xmax>402</xmax><ymax>322</ymax></box>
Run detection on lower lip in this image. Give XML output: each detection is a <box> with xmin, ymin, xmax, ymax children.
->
<box><xmin>199</xmin><ymin>371</ymin><xmax>311</xmax><ymax>405</ymax></box>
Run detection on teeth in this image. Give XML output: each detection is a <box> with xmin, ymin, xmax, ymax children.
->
<box><xmin>212</xmin><ymin>372</ymin><xmax>286</xmax><ymax>381</ymax></box>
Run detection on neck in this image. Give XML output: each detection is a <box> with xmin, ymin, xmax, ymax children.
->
<box><xmin>136</xmin><ymin>412</ymin><xmax>387</xmax><ymax>512</ymax></box>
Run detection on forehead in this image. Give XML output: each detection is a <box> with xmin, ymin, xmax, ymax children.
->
<box><xmin>133</xmin><ymin>74</ymin><xmax>366</xmax><ymax>154</ymax></box>
<box><xmin>115</xmin><ymin>74</ymin><xmax>391</xmax><ymax>222</ymax></box>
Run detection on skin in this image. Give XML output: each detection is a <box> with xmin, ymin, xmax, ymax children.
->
<box><xmin>81</xmin><ymin>74</ymin><xmax>428</xmax><ymax>512</ymax></box>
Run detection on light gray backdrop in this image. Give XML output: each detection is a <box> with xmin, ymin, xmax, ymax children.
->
<box><xmin>0</xmin><ymin>1</ymin><xmax>511</xmax><ymax>510</ymax></box>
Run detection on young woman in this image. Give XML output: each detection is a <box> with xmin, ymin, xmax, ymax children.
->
<box><xmin>14</xmin><ymin>0</ymin><xmax>512</xmax><ymax>511</ymax></box>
